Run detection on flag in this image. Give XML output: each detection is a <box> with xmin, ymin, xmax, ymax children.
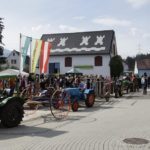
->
<box><xmin>19</xmin><ymin>34</ymin><xmax>51</xmax><ymax>74</ymax></box>
<box><xmin>22</xmin><ymin>36</ymin><xmax>31</xmax><ymax>66</ymax></box>
<box><xmin>31</xmin><ymin>39</ymin><xmax>42</xmax><ymax>73</ymax></box>
<box><xmin>40</xmin><ymin>41</ymin><xmax>51</xmax><ymax>74</ymax></box>
<box><xmin>20</xmin><ymin>34</ymin><xmax>31</xmax><ymax>72</ymax></box>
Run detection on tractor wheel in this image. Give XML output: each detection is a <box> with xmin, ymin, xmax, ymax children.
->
<box><xmin>1</xmin><ymin>100</ymin><xmax>24</xmax><ymax>128</ymax></box>
<box><xmin>50</xmin><ymin>89</ymin><xmax>71</xmax><ymax>119</ymax></box>
<box><xmin>85</xmin><ymin>94</ymin><xmax>95</xmax><ymax>107</ymax></box>
<box><xmin>72</xmin><ymin>101</ymin><xmax>79</xmax><ymax>112</ymax></box>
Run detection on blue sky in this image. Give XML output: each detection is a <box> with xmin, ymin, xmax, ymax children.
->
<box><xmin>0</xmin><ymin>0</ymin><xmax>150</xmax><ymax>58</ymax></box>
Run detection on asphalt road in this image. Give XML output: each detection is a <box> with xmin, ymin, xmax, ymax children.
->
<box><xmin>0</xmin><ymin>89</ymin><xmax>150</xmax><ymax>150</ymax></box>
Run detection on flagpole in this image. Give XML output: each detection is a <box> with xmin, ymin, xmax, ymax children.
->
<box><xmin>30</xmin><ymin>38</ymin><xmax>32</xmax><ymax>74</ymax></box>
<box><xmin>19</xmin><ymin>33</ymin><xmax>22</xmax><ymax>74</ymax></box>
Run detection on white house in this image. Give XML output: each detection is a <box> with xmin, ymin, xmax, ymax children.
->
<box><xmin>41</xmin><ymin>30</ymin><xmax>117</xmax><ymax>77</ymax></box>
<box><xmin>6</xmin><ymin>50</ymin><xmax>29</xmax><ymax>71</ymax></box>
<box><xmin>6</xmin><ymin>50</ymin><xmax>20</xmax><ymax>69</ymax></box>
<box><xmin>136</xmin><ymin>59</ymin><xmax>150</xmax><ymax>77</ymax></box>
<box><xmin>0</xmin><ymin>49</ymin><xmax>11</xmax><ymax>68</ymax></box>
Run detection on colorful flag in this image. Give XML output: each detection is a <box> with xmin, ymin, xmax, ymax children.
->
<box><xmin>31</xmin><ymin>39</ymin><xmax>42</xmax><ymax>73</ymax></box>
<box><xmin>40</xmin><ymin>41</ymin><xmax>52</xmax><ymax>74</ymax></box>
<box><xmin>19</xmin><ymin>34</ymin><xmax>51</xmax><ymax>74</ymax></box>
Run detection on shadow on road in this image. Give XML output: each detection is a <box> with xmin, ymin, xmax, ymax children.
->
<box><xmin>0</xmin><ymin>123</ymin><xmax>68</xmax><ymax>141</ymax></box>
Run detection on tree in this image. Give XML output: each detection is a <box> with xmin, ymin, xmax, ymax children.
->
<box><xmin>0</xmin><ymin>18</ymin><xmax>4</xmax><ymax>56</ymax></box>
<box><xmin>125</xmin><ymin>56</ymin><xmax>135</xmax><ymax>71</ymax></box>
<box><xmin>109</xmin><ymin>55</ymin><xmax>123</xmax><ymax>78</ymax></box>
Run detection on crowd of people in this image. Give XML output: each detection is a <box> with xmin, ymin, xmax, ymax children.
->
<box><xmin>0</xmin><ymin>72</ymin><xmax>150</xmax><ymax>97</ymax></box>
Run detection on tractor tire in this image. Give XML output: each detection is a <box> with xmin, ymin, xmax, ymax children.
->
<box><xmin>72</xmin><ymin>101</ymin><xmax>79</xmax><ymax>112</ymax></box>
<box><xmin>1</xmin><ymin>100</ymin><xmax>24</xmax><ymax>128</ymax></box>
<box><xmin>85</xmin><ymin>94</ymin><xmax>95</xmax><ymax>107</ymax></box>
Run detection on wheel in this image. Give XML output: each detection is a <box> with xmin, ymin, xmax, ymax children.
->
<box><xmin>72</xmin><ymin>100</ymin><xmax>79</xmax><ymax>111</ymax></box>
<box><xmin>46</xmin><ymin>87</ymin><xmax>55</xmax><ymax>98</ymax></box>
<box><xmin>50</xmin><ymin>89</ymin><xmax>71</xmax><ymax>119</ymax></box>
<box><xmin>85</xmin><ymin>94</ymin><xmax>95</xmax><ymax>107</ymax></box>
<box><xmin>1</xmin><ymin>99</ymin><xmax>24</xmax><ymax>128</ymax></box>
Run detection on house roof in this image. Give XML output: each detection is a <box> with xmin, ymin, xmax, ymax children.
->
<box><xmin>7</xmin><ymin>49</ymin><xmax>20</xmax><ymax>58</ymax></box>
<box><xmin>137</xmin><ymin>59</ymin><xmax>150</xmax><ymax>70</ymax></box>
<box><xmin>41</xmin><ymin>30</ymin><xmax>115</xmax><ymax>55</ymax></box>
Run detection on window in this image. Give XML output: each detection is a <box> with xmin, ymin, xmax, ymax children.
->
<box><xmin>11</xmin><ymin>59</ymin><xmax>17</xmax><ymax>64</ymax></box>
<box><xmin>95</xmin><ymin>56</ymin><xmax>102</xmax><ymax>66</ymax></box>
<box><xmin>65</xmin><ymin>57</ymin><xmax>72</xmax><ymax>67</ymax></box>
<box><xmin>14</xmin><ymin>60</ymin><xmax>17</xmax><ymax>64</ymax></box>
<box><xmin>13</xmin><ymin>53</ymin><xmax>15</xmax><ymax>56</ymax></box>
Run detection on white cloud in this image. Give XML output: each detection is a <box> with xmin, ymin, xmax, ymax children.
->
<box><xmin>31</xmin><ymin>24</ymin><xmax>51</xmax><ymax>32</ymax></box>
<box><xmin>59</xmin><ymin>24</ymin><xmax>83</xmax><ymax>32</ymax></box>
<box><xmin>127</xmin><ymin>0</ymin><xmax>150</xmax><ymax>8</ymax></box>
<box><xmin>93</xmin><ymin>17</ymin><xmax>131</xmax><ymax>27</ymax></box>
<box><xmin>73</xmin><ymin>16</ymin><xmax>86</xmax><ymax>20</ymax></box>
<box><xmin>130</xmin><ymin>27</ymin><xmax>138</xmax><ymax>36</ymax></box>
<box><xmin>142</xmin><ymin>33</ymin><xmax>150</xmax><ymax>38</ymax></box>
<box><xmin>31</xmin><ymin>25</ymin><xmax>42</xmax><ymax>31</ymax></box>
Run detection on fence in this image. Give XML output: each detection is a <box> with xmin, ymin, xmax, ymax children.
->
<box><xmin>94</xmin><ymin>80</ymin><xmax>114</xmax><ymax>98</ymax></box>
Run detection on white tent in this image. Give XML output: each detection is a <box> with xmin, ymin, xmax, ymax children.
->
<box><xmin>134</xmin><ymin>61</ymin><xmax>138</xmax><ymax>75</ymax></box>
<box><xmin>66</xmin><ymin>68</ymin><xmax>82</xmax><ymax>75</ymax></box>
<box><xmin>0</xmin><ymin>69</ymin><xmax>29</xmax><ymax>77</ymax></box>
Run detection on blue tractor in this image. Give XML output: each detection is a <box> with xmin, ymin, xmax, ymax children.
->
<box><xmin>61</xmin><ymin>88</ymin><xmax>95</xmax><ymax>111</ymax></box>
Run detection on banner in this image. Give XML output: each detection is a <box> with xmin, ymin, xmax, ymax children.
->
<box><xmin>20</xmin><ymin>34</ymin><xmax>31</xmax><ymax>72</ymax></box>
<box><xmin>40</xmin><ymin>41</ymin><xmax>51</xmax><ymax>74</ymax></box>
<box><xmin>31</xmin><ymin>39</ymin><xmax>42</xmax><ymax>73</ymax></box>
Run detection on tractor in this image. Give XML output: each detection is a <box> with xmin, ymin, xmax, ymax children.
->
<box><xmin>0</xmin><ymin>89</ymin><xmax>25</xmax><ymax>128</ymax></box>
<box><xmin>51</xmin><ymin>87</ymin><xmax>95</xmax><ymax>112</ymax></box>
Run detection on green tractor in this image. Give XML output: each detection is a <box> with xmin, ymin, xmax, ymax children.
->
<box><xmin>0</xmin><ymin>89</ymin><xmax>25</xmax><ymax>128</ymax></box>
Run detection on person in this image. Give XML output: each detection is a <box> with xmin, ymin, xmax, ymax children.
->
<box><xmin>78</xmin><ymin>77</ymin><xmax>86</xmax><ymax>91</ymax></box>
<box><xmin>9</xmin><ymin>78</ymin><xmax>16</xmax><ymax>96</ymax></box>
<box><xmin>141</xmin><ymin>73</ymin><xmax>148</xmax><ymax>95</ymax></box>
<box><xmin>34</xmin><ymin>75</ymin><xmax>40</xmax><ymax>95</ymax></box>
<box><xmin>148</xmin><ymin>75</ymin><xmax>150</xmax><ymax>88</ymax></box>
<box><xmin>86</xmin><ymin>78</ymin><xmax>91</xmax><ymax>89</ymax></box>
<box><xmin>144</xmin><ymin>73</ymin><xmax>148</xmax><ymax>94</ymax></box>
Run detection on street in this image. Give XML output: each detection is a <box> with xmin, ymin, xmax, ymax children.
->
<box><xmin>0</xmin><ymin>89</ymin><xmax>150</xmax><ymax>150</ymax></box>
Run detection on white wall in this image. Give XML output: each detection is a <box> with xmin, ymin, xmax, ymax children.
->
<box><xmin>49</xmin><ymin>55</ymin><xmax>111</xmax><ymax>77</ymax></box>
<box><xmin>7</xmin><ymin>51</ymin><xmax>20</xmax><ymax>69</ymax></box>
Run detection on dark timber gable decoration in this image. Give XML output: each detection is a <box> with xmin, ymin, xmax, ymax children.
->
<box><xmin>41</xmin><ymin>30</ymin><xmax>117</xmax><ymax>56</ymax></box>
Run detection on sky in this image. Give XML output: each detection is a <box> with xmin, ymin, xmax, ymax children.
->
<box><xmin>0</xmin><ymin>0</ymin><xmax>150</xmax><ymax>59</ymax></box>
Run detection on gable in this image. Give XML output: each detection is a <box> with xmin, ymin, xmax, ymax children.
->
<box><xmin>41</xmin><ymin>30</ymin><xmax>115</xmax><ymax>55</ymax></box>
